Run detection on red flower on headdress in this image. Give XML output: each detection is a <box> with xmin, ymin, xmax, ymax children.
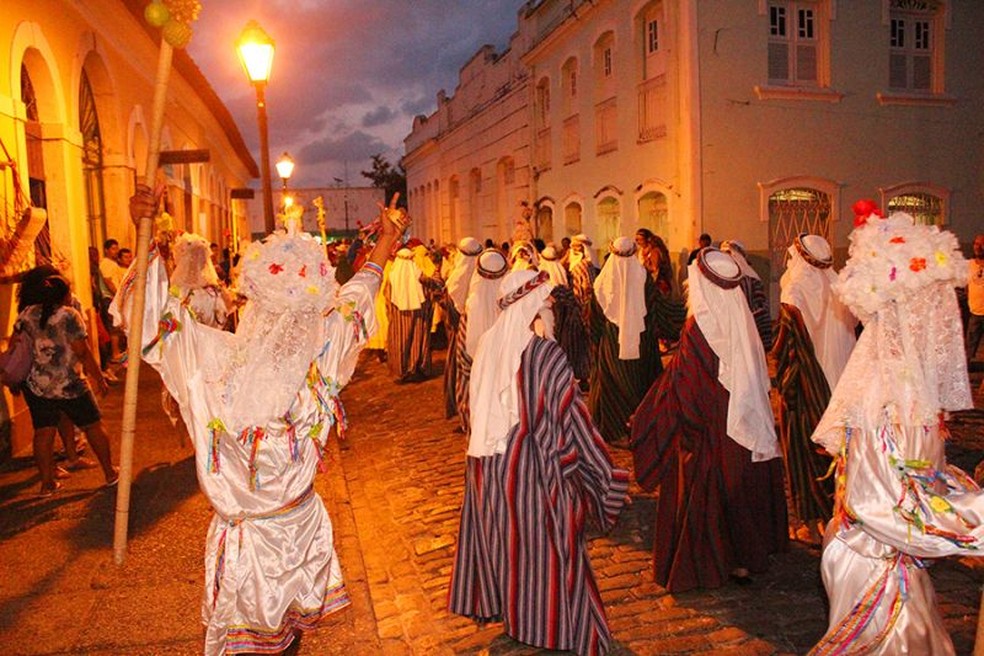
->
<box><xmin>298</xmin><ymin>264</ymin><xmax>307</xmax><ymax>278</ymax></box>
<box><xmin>852</xmin><ymin>199</ymin><xmax>884</xmax><ymax>228</ymax></box>
<box><xmin>909</xmin><ymin>257</ymin><xmax>927</xmax><ymax>272</ymax></box>
<box><xmin>890</xmin><ymin>236</ymin><xmax>906</xmax><ymax>244</ymax></box>
<box><xmin>268</xmin><ymin>263</ymin><xmax>284</xmax><ymax>275</ymax></box>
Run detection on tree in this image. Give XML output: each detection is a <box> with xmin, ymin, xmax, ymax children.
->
<box><xmin>361</xmin><ymin>154</ymin><xmax>407</xmax><ymax>206</ymax></box>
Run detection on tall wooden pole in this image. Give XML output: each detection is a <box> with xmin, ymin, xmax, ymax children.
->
<box><xmin>113</xmin><ymin>41</ymin><xmax>173</xmax><ymax>565</ymax></box>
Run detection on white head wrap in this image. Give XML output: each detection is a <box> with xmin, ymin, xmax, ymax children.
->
<box><xmin>171</xmin><ymin>233</ymin><xmax>220</xmax><ymax>290</ymax></box>
<box><xmin>593</xmin><ymin>236</ymin><xmax>648</xmax><ymax>360</ymax></box>
<box><xmin>390</xmin><ymin>248</ymin><xmax>425</xmax><ymax>311</ymax></box>
<box><xmin>464</xmin><ymin>249</ymin><xmax>509</xmax><ymax>357</ymax></box>
<box><xmin>539</xmin><ymin>245</ymin><xmax>568</xmax><ymax>287</ymax></box>
<box><xmin>720</xmin><ymin>240</ymin><xmax>760</xmax><ymax>282</ymax></box>
<box><xmin>509</xmin><ymin>240</ymin><xmax>539</xmax><ymax>272</ymax></box>
<box><xmin>446</xmin><ymin>237</ymin><xmax>481</xmax><ymax>313</ymax></box>
<box><xmin>812</xmin><ymin>212</ymin><xmax>971</xmax><ymax>454</ymax></box>
<box><xmin>780</xmin><ymin>234</ymin><xmax>856</xmax><ymax>389</ymax></box>
<box><xmin>690</xmin><ymin>249</ymin><xmax>780</xmax><ymax>462</ymax></box>
<box><xmin>468</xmin><ymin>269</ymin><xmax>553</xmax><ymax>457</ymax></box>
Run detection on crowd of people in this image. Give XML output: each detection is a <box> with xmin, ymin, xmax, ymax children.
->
<box><xmin>6</xmin><ymin>184</ymin><xmax>984</xmax><ymax>655</ymax></box>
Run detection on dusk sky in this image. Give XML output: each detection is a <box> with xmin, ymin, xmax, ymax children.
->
<box><xmin>187</xmin><ymin>0</ymin><xmax>525</xmax><ymax>190</ymax></box>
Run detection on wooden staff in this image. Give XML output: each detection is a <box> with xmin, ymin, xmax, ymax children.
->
<box><xmin>113</xmin><ymin>38</ymin><xmax>174</xmax><ymax>564</ymax></box>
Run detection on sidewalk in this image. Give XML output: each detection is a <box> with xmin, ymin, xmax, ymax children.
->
<box><xmin>1</xmin><ymin>356</ymin><xmax>982</xmax><ymax>655</ymax></box>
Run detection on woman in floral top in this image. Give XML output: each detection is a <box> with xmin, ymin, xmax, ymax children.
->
<box><xmin>15</xmin><ymin>276</ymin><xmax>117</xmax><ymax>496</ymax></box>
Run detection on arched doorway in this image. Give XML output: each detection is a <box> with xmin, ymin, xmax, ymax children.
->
<box><xmin>596</xmin><ymin>196</ymin><xmax>620</xmax><ymax>250</ymax></box>
<box><xmin>564</xmin><ymin>201</ymin><xmax>582</xmax><ymax>237</ymax></box>
<box><xmin>637</xmin><ymin>191</ymin><xmax>669</xmax><ymax>238</ymax></box>
<box><xmin>20</xmin><ymin>63</ymin><xmax>51</xmax><ymax>263</ymax></box>
<box><xmin>79</xmin><ymin>68</ymin><xmax>107</xmax><ymax>249</ymax></box>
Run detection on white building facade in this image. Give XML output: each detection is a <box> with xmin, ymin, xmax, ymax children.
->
<box><xmin>404</xmin><ymin>0</ymin><xmax>983</xmax><ymax>285</ymax></box>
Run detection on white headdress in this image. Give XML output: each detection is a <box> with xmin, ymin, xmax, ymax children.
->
<box><xmin>813</xmin><ymin>211</ymin><xmax>971</xmax><ymax>454</ymax></box>
<box><xmin>446</xmin><ymin>237</ymin><xmax>481</xmax><ymax>313</ymax></box>
<box><xmin>509</xmin><ymin>240</ymin><xmax>539</xmax><ymax>272</ymax></box>
<box><xmin>593</xmin><ymin>236</ymin><xmax>648</xmax><ymax>360</ymax></box>
<box><xmin>465</xmin><ymin>249</ymin><xmax>509</xmax><ymax>357</ymax></box>
<box><xmin>569</xmin><ymin>233</ymin><xmax>594</xmax><ymax>268</ymax></box>
<box><xmin>720</xmin><ymin>240</ymin><xmax>760</xmax><ymax>282</ymax></box>
<box><xmin>468</xmin><ymin>269</ymin><xmax>553</xmax><ymax>457</ymax></box>
<box><xmin>780</xmin><ymin>233</ymin><xmax>856</xmax><ymax>389</ymax></box>
<box><xmin>539</xmin><ymin>245</ymin><xmax>568</xmax><ymax>287</ymax></box>
<box><xmin>205</xmin><ymin>228</ymin><xmax>337</xmax><ymax>432</ymax></box>
<box><xmin>690</xmin><ymin>249</ymin><xmax>780</xmax><ymax>462</ymax></box>
<box><xmin>389</xmin><ymin>248</ymin><xmax>425</xmax><ymax>311</ymax></box>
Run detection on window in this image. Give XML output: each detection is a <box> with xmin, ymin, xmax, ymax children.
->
<box><xmin>640</xmin><ymin>1</ymin><xmax>665</xmax><ymax>80</ymax></box>
<box><xmin>536</xmin><ymin>77</ymin><xmax>551</xmax><ymax>128</ymax></box>
<box><xmin>768</xmin><ymin>1</ymin><xmax>819</xmax><ymax>85</ymax></box>
<box><xmin>562</xmin><ymin>58</ymin><xmax>579</xmax><ymax>116</ymax></box>
<box><xmin>882</xmin><ymin>183</ymin><xmax>949</xmax><ymax>225</ymax></box>
<box><xmin>888</xmin><ymin>1</ymin><xmax>940</xmax><ymax>92</ymax></box>
<box><xmin>604</xmin><ymin>47</ymin><xmax>613</xmax><ymax>77</ymax></box>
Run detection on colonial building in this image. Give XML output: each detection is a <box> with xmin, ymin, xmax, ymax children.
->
<box><xmin>404</xmin><ymin>0</ymin><xmax>983</xmax><ymax>289</ymax></box>
<box><xmin>0</xmin><ymin>0</ymin><xmax>257</xmax><ymax>457</ymax></box>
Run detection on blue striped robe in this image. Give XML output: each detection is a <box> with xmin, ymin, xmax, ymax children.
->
<box><xmin>449</xmin><ymin>337</ymin><xmax>629</xmax><ymax>656</ymax></box>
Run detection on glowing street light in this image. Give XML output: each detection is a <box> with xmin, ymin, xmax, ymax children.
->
<box><xmin>236</xmin><ymin>20</ymin><xmax>276</xmax><ymax>234</ymax></box>
<box><xmin>275</xmin><ymin>152</ymin><xmax>295</xmax><ymax>209</ymax></box>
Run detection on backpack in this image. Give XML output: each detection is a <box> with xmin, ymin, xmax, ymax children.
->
<box><xmin>0</xmin><ymin>330</ymin><xmax>34</xmax><ymax>387</ymax></box>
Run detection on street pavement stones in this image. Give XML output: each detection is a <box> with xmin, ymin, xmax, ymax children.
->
<box><xmin>0</xmin><ymin>352</ymin><xmax>982</xmax><ymax>655</ymax></box>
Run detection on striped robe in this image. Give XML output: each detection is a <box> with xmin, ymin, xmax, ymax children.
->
<box><xmin>569</xmin><ymin>260</ymin><xmax>598</xmax><ymax>328</ymax></box>
<box><xmin>453</xmin><ymin>313</ymin><xmax>473</xmax><ymax>433</ymax></box>
<box><xmin>630</xmin><ymin>316</ymin><xmax>788</xmax><ymax>593</ymax></box>
<box><xmin>587</xmin><ymin>278</ymin><xmax>671</xmax><ymax>444</ymax></box>
<box><xmin>449</xmin><ymin>337</ymin><xmax>629</xmax><ymax>656</ymax></box>
<box><xmin>737</xmin><ymin>275</ymin><xmax>773</xmax><ymax>351</ymax></box>
<box><xmin>386</xmin><ymin>275</ymin><xmax>443</xmax><ymax>381</ymax></box>
<box><xmin>771</xmin><ymin>303</ymin><xmax>834</xmax><ymax>523</ymax></box>
<box><xmin>551</xmin><ymin>285</ymin><xmax>590</xmax><ymax>384</ymax></box>
<box><xmin>442</xmin><ymin>301</ymin><xmax>463</xmax><ymax>418</ymax></box>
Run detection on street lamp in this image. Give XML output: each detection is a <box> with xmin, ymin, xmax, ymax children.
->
<box><xmin>275</xmin><ymin>152</ymin><xmax>295</xmax><ymax>210</ymax></box>
<box><xmin>236</xmin><ymin>20</ymin><xmax>276</xmax><ymax>234</ymax></box>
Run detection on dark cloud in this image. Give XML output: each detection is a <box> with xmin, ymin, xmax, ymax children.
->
<box><xmin>361</xmin><ymin>106</ymin><xmax>396</xmax><ymax>128</ymax></box>
<box><xmin>188</xmin><ymin>0</ymin><xmax>522</xmax><ymax>186</ymax></box>
<box><xmin>297</xmin><ymin>130</ymin><xmax>390</xmax><ymax>166</ymax></box>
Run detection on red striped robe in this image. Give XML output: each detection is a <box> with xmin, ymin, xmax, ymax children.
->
<box><xmin>449</xmin><ymin>337</ymin><xmax>629</xmax><ymax>656</ymax></box>
<box><xmin>630</xmin><ymin>316</ymin><xmax>788</xmax><ymax>593</ymax></box>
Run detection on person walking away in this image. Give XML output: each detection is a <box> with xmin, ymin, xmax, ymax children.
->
<box><xmin>442</xmin><ymin>237</ymin><xmax>482</xmax><ymax>418</ymax></box>
<box><xmin>770</xmin><ymin>233</ymin><xmax>856</xmax><ymax>544</ymax></box>
<box><xmin>14</xmin><ymin>276</ymin><xmax>117</xmax><ymax>496</ymax></box>
<box><xmin>721</xmin><ymin>240</ymin><xmax>773</xmax><ymax>350</ymax></box>
<box><xmin>630</xmin><ymin>248</ymin><xmax>788</xmax><ymax>591</ymax></box>
<box><xmin>385</xmin><ymin>247</ymin><xmax>442</xmax><ymax>382</ymax></box>
<box><xmin>449</xmin><ymin>268</ymin><xmax>629</xmax><ymax>656</ymax></box>
<box><xmin>588</xmin><ymin>236</ymin><xmax>663</xmax><ymax>444</ymax></box>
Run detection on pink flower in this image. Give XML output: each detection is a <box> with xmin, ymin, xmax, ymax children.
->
<box><xmin>889</xmin><ymin>266</ymin><xmax>897</xmax><ymax>281</ymax></box>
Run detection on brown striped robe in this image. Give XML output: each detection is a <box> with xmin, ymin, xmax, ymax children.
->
<box><xmin>453</xmin><ymin>313</ymin><xmax>473</xmax><ymax>433</ymax></box>
<box><xmin>737</xmin><ymin>275</ymin><xmax>773</xmax><ymax>351</ymax></box>
<box><xmin>386</xmin><ymin>275</ymin><xmax>443</xmax><ymax>381</ymax></box>
<box><xmin>630</xmin><ymin>316</ymin><xmax>788</xmax><ymax>593</ymax></box>
<box><xmin>587</xmin><ymin>277</ymin><xmax>678</xmax><ymax>444</ymax></box>
<box><xmin>442</xmin><ymin>300</ymin><xmax>463</xmax><ymax>417</ymax></box>
<box><xmin>449</xmin><ymin>337</ymin><xmax>629</xmax><ymax>656</ymax></box>
<box><xmin>771</xmin><ymin>303</ymin><xmax>834</xmax><ymax>523</ymax></box>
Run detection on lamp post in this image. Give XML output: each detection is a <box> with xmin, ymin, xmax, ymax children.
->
<box><xmin>275</xmin><ymin>151</ymin><xmax>295</xmax><ymax>211</ymax></box>
<box><xmin>236</xmin><ymin>20</ymin><xmax>276</xmax><ymax>234</ymax></box>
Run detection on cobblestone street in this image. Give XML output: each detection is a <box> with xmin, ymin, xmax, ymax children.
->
<box><xmin>1</xmin><ymin>350</ymin><xmax>982</xmax><ymax>655</ymax></box>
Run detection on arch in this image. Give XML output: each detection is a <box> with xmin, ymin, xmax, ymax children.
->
<box><xmin>495</xmin><ymin>156</ymin><xmax>515</xmax><ymax>227</ymax></box>
<box><xmin>561</xmin><ymin>56</ymin><xmax>579</xmax><ymax>116</ymax></box>
<box><xmin>127</xmin><ymin>105</ymin><xmax>149</xmax><ymax>178</ymax></box>
<box><xmin>561</xmin><ymin>194</ymin><xmax>585</xmax><ymax>238</ymax></box>
<box><xmin>879</xmin><ymin>181</ymin><xmax>950</xmax><ymax>226</ymax></box>
<box><xmin>11</xmin><ymin>23</ymin><xmax>67</xmax><ymax>124</ymax></box>
<box><xmin>595</xmin><ymin>195</ymin><xmax>621</xmax><ymax>247</ymax></box>
<box><xmin>592</xmin><ymin>30</ymin><xmax>617</xmax><ymax>100</ymax></box>
<box><xmin>75</xmin><ymin>35</ymin><xmax>123</xmax><ymax>159</ymax></box>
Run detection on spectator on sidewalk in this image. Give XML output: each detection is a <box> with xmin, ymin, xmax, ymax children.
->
<box><xmin>449</xmin><ymin>268</ymin><xmax>629</xmax><ymax>656</ymax></box>
<box><xmin>117</xmin><ymin>185</ymin><xmax>409</xmax><ymax>656</ymax></box>
<box><xmin>15</xmin><ymin>275</ymin><xmax>117</xmax><ymax>496</ymax></box>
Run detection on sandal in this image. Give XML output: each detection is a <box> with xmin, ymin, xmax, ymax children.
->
<box><xmin>38</xmin><ymin>481</ymin><xmax>63</xmax><ymax>498</ymax></box>
<box><xmin>103</xmin><ymin>468</ymin><xmax>120</xmax><ymax>488</ymax></box>
<box><xmin>66</xmin><ymin>456</ymin><xmax>99</xmax><ymax>471</ymax></box>
<box><xmin>54</xmin><ymin>466</ymin><xmax>71</xmax><ymax>480</ymax></box>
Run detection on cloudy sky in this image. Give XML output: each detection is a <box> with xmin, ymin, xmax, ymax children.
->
<box><xmin>187</xmin><ymin>0</ymin><xmax>525</xmax><ymax>189</ymax></box>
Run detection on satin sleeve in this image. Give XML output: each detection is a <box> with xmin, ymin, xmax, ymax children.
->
<box><xmin>318</xmin><ymin>267</ymin><xmax>382</xmax><ymax>389</ymax></box>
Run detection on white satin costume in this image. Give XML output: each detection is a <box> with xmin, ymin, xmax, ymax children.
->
<box><xmin>112</xmin><ymin>236</ymin><xmax>381</xmax><ymax>656</ymax></box>
<box><xmin>809</xmin><ymin>212</ymin><xmax>981</xmax><ymax>656</ymax></box>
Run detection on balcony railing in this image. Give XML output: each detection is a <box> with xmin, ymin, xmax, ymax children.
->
<box><xmin>638</xmin><ymin>75</ymin><xmax>667</xmax><ymax>142</ymax></box>
<box><xmin>562</xmin><ymin>114</ymin><xmax>580</xmax><ymax>165</ymax></box>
